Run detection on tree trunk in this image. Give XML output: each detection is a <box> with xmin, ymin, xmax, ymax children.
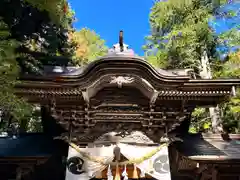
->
<box><xmin>200</xmin><ymin>50</ymin><xmax>222</xmax><ymax>133</ymax></box>
<box><xmin>20</xmin><ymin>118</ymin><xmax>28</xmax><ymax>133</ymax></box>
<box><xmin>209</xmin><ymin>106</ymin><xmax>222</xmax><ymax>133</ymax></box>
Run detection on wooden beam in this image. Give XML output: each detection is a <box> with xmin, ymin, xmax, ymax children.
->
<box><xmin>212</xmin><ymin>167</ymin><xmax>218</xmax><ymax>180</ymax></box>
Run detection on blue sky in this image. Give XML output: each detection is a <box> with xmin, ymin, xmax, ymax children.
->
<box><xmin>210</xmin><ymin>2</ymin><xmax>240</xmax><ymax>34</ymax></box>
<box><xmin>68</xmin><ymin>0</ymin><xmax>153</xmax><ymax>55</ymax></box>
<box><xmin>69</xmin><ymin>0</ymin><xmax>240</xmax><ymax>56</ymax></box>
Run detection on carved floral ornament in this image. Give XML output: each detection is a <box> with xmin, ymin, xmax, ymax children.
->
<box><xmin>109</xmin><ymin>76</ymin><xmax>134</xmax><ymax>88</ymax></box>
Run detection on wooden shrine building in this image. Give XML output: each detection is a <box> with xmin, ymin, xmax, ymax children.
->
<box><xmin>1</xmin><ymin>35</ymin><xmax>240</xmax><ymax>180</ymax></box>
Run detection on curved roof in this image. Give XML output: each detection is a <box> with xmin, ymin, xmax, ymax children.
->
<box><xmin>18</xmin><ymin>54</ymin><xmax>240</xmax><ymax>94</ymax></box>
<box><xmin>21</xmin><ymin>55</ymin><xmax>192</xmax><ymax>81</ymax></box>
<box><xmin>177</xmin><ymin>133</ymin><xmax>240</xmax><ymax>160</ymax></box>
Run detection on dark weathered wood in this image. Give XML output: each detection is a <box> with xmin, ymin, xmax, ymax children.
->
<box><xmin>14</xmin><ymin>56</ymin><xmax>240</xmax><ymax>146</ymax></box>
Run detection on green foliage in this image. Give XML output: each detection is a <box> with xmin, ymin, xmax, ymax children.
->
<box><xmin>0</xmin><ymin>0</ymin><xmax>74</xmax><ymax>74</ymax></box>
<box><xmin>220</xmin><ymin>92</ymin><xmax>240</xmax><ymax>133</ymax></box>
<box><xmin>71</xmin><ymin>28</ymin><xmax>108</xmax><ymax>65</ymax></box>
<box><xmin>147</xmin><ymin>52</ymin><xmax>168</xmax><ymax>68</ymax></box>
<box><xmin>0</xmin><ymin>18</ymin><xmax>32</xmax><ymax>121</ymax></box>
<box><xmin>214</xmin><ymin>52</ymin><xmax>240</xmax><ymax>77</ymax></box>
<box><xmin>0</xmin><ymin>0</ymin><xmax>109</xmax><ymax>132</ymax></box>
<box><xmin>0</xmin><ymin>0</ymin><xmax>109</xmax><ymax>134</ymax></box>
<box><xmin>26</xmin><ymin>105</ymin><xmax>42</xmax><ymax>132</ymax></box>
<box><xmin>23</xmin><ymin>0</ymin><xmax>75</xmax><ymax>28</ymax></box>
<box><xmin>215</xmin><ymin>51</ymin><xmax>240</xmax><ymax>132</ymax></box>
<box><xmin>146</xmin><ymin>0</ymin><xmax>240</xmax><ymax>134</ymax></box>
<box><xmin>190</xmin><ymin>48</ymin><xmax>240</xmax><ymax>134</ymax></box>
<box><xmin>0</xmin><ymin>0</ymin><xmax>75</xmax><ymax>132</ymax></box>
<box><xmin>218</xmin><ymin>28</ymin><xmax>240</xmax><ymax>51</ymax></box>
<box><xmin>189</xmin><ymin>108</ymin><xmax>211</xmax><ymax>133</ymax></box>
<box><xmin>145</xmin><ymin>0</ymin><xmax>217</xmax><ymax>72</ymax></box>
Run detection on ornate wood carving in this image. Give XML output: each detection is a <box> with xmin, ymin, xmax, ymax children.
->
<box><xmin>59</xmin><ymin>122</ymin><xmax>166</xmax><ymax>144</ymax></box>
<box><xmin>198</xmin><ymin>165</ymin><xmax>218</xmax><ymax>180</ymax></box>
<box><xmin>15</xmin><ymin>164</ymin><xmax>36</xmax><ymax>180</ymax></box>
<box><xmin>109</xmin><ymin>76</ymin><xmax>134</xmax><ymax>88</ymax></box>
<box><xmin>51</xmin><ymin>104</ymin><xmax>186</xmax><ymax>135</ymax></box>
<box><xmin>177</xmin><ymin>155</ymin><xmax>198</xmax><ymax>171</ymax></box>
<box><xmin>48</xmin><ymin>86</ymin><xmax>190</xmax><ymax>144</ymax></box>
<box><xmin>16</xmin><ymin>57</ymin><xmax>239</xmax><ymax>146</ymax></box>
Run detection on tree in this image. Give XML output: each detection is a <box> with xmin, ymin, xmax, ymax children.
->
<box><xmin>23</xmin><ymin>0</ymin><xmax>75</xmax><ymax>28</ymax></box>
<box><xmin>0</xmin><ymin>0</ymin><xmax>75</xmax><ymax>132</ymax></box>
<box><xmin>0</xmin><ymin>0</ymin><xmax>110</xmax><ymax>133</ymax></box>
<box><xmin>215</xmin><ymin>50</ymin><xmax>240</xmax><ymax>133</ymax></box>
<box><xmin>0</xmin><ymin>18</ymin><xmax>32</xmax><ymax>127</ymax></box>
<box><xmin>144</xmin><ymin>0</ymin><xmax>217</xmax><ymax>73</ymax></box>
<box><xmin>145</xmin><ymin>0</ymin><xmax>240</xmax><ymax>133</ymax></box>
<box><xmin>70</xmin><ymin>28</ymin><xmax>108</xmax><ymax>66</ymax></box>
<box><xmin>0</xmin><ymin>0</ymin><xmax>75</xmax><ymax>74</ymax></box>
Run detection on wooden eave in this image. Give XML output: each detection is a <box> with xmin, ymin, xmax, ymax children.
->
<box><xmin>176</xmin><ymin>133</ymin><xmax>240</xmax><ymax>164</ymax></box>
<box><xmin>0</xmin><ymin>156</ymin><xmax>49</xmax><ymax>165</ymax></box>
<box><xmin>188</xmin><ymin>156</ymin><xmax>240</xmax><ymax>162</ymax></box>
<box><xmin>17</xmin><ymin>57</ymin><xmax>239</xmax><ymax>93</ymax></box>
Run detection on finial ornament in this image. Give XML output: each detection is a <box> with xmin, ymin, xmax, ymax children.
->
<box><xmin>108</xmin><ymin>31</ymin><xmax>135</xmax><ymax>56</ymax></box>
<box><xmin>119</xmin><ymin>30</ymin><xmax>124</xmax><ymax>52</ymax></box>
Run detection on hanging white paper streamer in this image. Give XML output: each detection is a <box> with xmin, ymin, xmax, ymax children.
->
<box><xmin>65</xmin><ymin>145</ymin><xmax>115</xmax><ymax>180</ymax></box>
<box><xmin>122</xmin><ymin>165</ymin><xmax>128</xmax><ymax>180</ymax></box>
<box><xmin>107</xmin><ymin>165</ymin><xmax>113</xmax><ymax>180</ymax></box>
<box><xmin>119</xmin><ymin>143</ymin><xmax>171</xmax><ymax>180</ymax></box>
<box><xmin>138</xmin><ymin>146</ymin><xmax>171</xmax><ymax>180</ymax></box>
<box><xmin>140</xmin><ymin>169</ymin><xmax>145</xmax><ymax>178</ymax></box>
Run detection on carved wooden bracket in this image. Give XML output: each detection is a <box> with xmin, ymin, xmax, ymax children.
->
<box><xmin>58</xmin><ymin>122</ymin><xmax>166</xmax><ymax>144</ymax></box>
<box><xmin>16</xmin><ymin>164</ymin><xmax>35</xmax><ymax>180</ymax></box>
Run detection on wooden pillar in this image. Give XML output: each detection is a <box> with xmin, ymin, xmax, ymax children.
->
<box><xmin>41</xmin><ymin>106</ymin><xmax>66</xmax><ymax>137</ymax></box>
<box><xmin>200</xmin><ymin>166</ymin><xmax>218</xmax><ymax>180</ymax></box>
<box><xmin>212</xmin><ymin>167</ymin><xmax>218</xmax><ymax>180</ymax></box>
<box><xmin>16</xmin><ymin>166</ymin><xmax>22</xmax><ymax>180</ymax></box>
<box><xmin>168</xmin><ymin>144</ymin><xmax>179</xmax><ymax>175</ymax></box>
<box><xmin>173</xmin><ymin>113</ymin><xmax>192</xmax><ymax>136</ymax></box>
<box><xmin>200</xmin><ymin>173</ymin><xmax>205</xmax><ymax>180</ymax></box>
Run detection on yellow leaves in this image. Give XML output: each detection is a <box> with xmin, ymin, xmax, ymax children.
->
<box><xmin>69</xmin><ymin>28</ymin><xmax>107</xmax><ymax>65</ymax></box>
<box><xmin>222</xmin><ymin>50</ymin><xmax>240</xmax><ymax>77</ymax></box>
<box><xmin>192</xmin><ymin>107</ymin><xmax>206</xmax><ymax>118</ymax></box>
<box><xmin>70</xmin><ymin>30</ymin><xmax>90</xmax><ymax>62</ymax></box>
<box><xmin>203</xmin><ymin>122</ymin><xmax>211</xmax><ymax>129</ymax></box>
<box><xmin>188</xmin><ymin>126</ymin><xmax>197</xmax><ymax>133</ymax></box>
<box><xmin>146</xmin><ymin>51</ymin><xmax>168</xmax><ymax>68</ymax></box>
<box><xmin>231</xmin><ymin>98</ymin><xmax>240</xmax><ymax>105</ymax></box>
<box><xmin>56</xmin><ymin>51</ymin><xmax>61</xmax><ymax>56</ymax></box>
<box><xmin>230</xmin><ymin>106</ymin><xmax>240</xmax><ymax>113</ymax></box>
<box><xmin>75</xmin><ymin>44</ymin><xmax>88</xmax><ymax>60</ymax></box>
<box><xmin>228</xmin><ymin>50</ymin><xmax>240</xmax><ymax>63</ymax></box>
<box><xmin>230</xmin><ymin>91</ymin><xmax>240</xmax><ymax>114</ymax></box>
